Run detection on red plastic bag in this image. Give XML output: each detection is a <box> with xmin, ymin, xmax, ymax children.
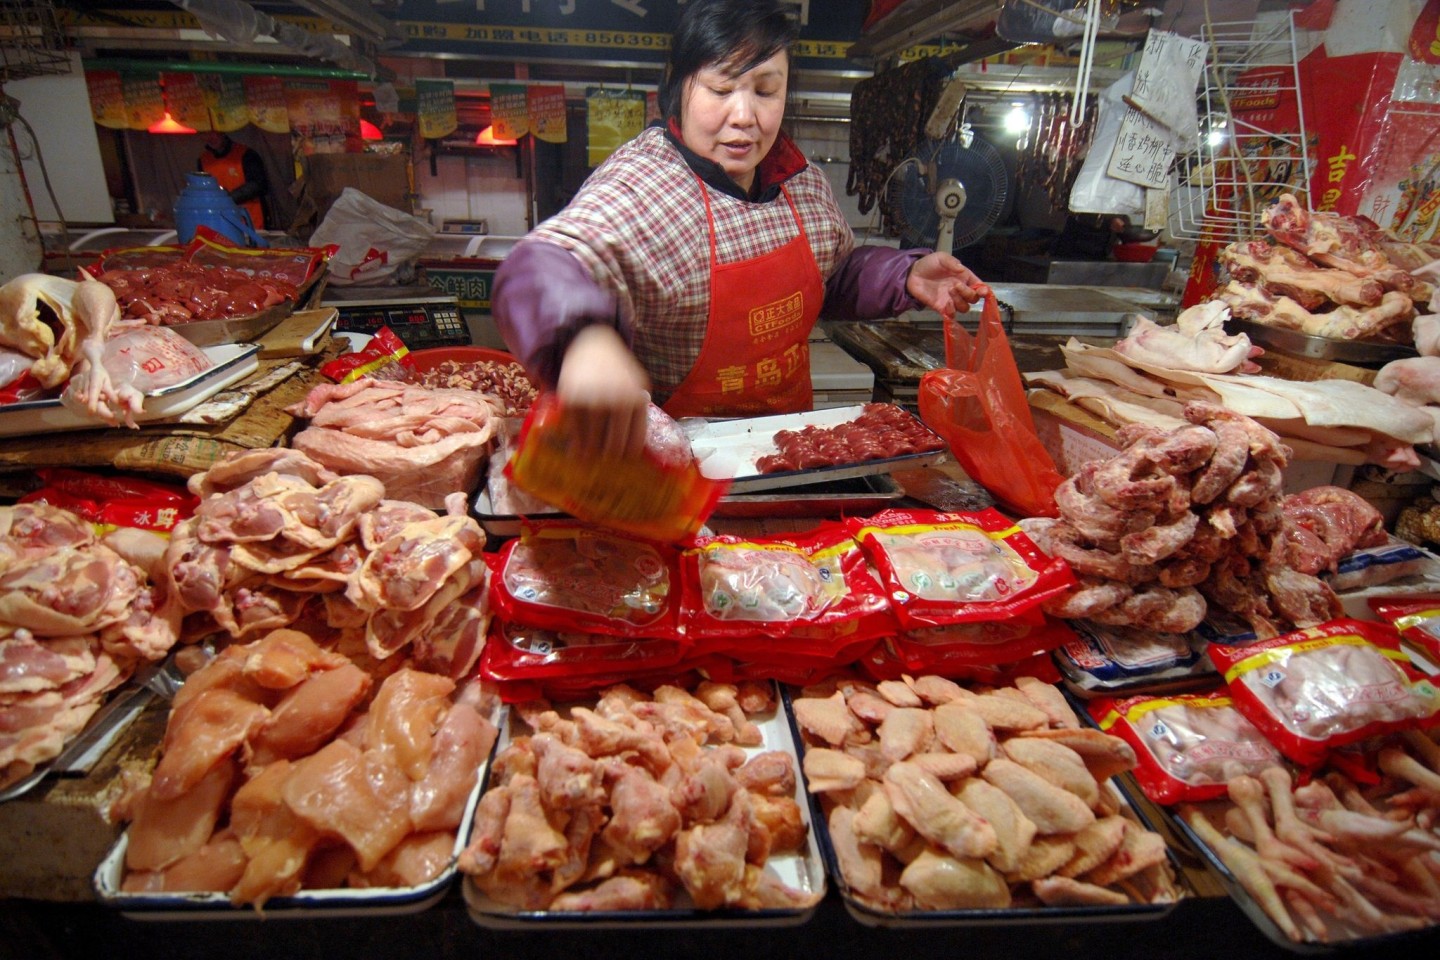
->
<box><xmin>918</xmin><ymin>288</ymin><xmax>1063</xmax><ymax>518</ymax></box>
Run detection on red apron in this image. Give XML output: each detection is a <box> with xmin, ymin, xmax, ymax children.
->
<box><xmin>662</xmin><ymin>178</ymin><xmax>824</xmax><ymax>418</ymax></box>
<box><xmin>201</xmin><ymin>144</ymin><xmax>265</xmax><ymax>230</ymax></box>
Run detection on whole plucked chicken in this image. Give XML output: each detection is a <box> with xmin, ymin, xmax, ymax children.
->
<box><xmin>0</xmin><ymin>273</ymin><xmax>139</xmax><ymax>422</ymax></box>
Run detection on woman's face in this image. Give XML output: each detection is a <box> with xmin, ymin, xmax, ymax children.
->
<box><xmin>679</xmin><ymin>49</ymin><xmax>788</xmax><ymax>192</ymax></box>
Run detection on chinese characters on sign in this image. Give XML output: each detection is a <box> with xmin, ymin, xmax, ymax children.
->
<box><xmin>417</xmin><ymin>78</ymin><xmax>458</xmax><ymax>140</ymax></box>
<box><xmin>490</xmin><ymin>82</ymin><xmax>531</xmax><ymax>140</ymax></box>
<box><xmin>585</xmin><ymin>87</ymin><xmax>645</xmax><ymax>166</ymax></box>
<box><xmin>1106</xmin><ymin>29</ymin><xmax>1209</xmax><ymax>190</ymax></box>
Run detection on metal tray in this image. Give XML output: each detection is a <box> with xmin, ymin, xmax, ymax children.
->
<box><xmin>685</xmin><ymin>405</ymin><xmax>949</xmax><ymax>494</ymax></box>
<box><xmin>785</xmin><ymin>687</ymin><xmax>1185</xmax><ymax>928</ymax></box>
<box><xmin>1167</xmin><ymin>801</ymin><xmax>1437</xmax><ymax>953</ymax></box>
<box><xmin>168</xmin><ymin>270</ymin><xmax>328</xmax><ymax>348</ymax></box>
<box><xmin>0</xmin><ymin>675</ymin><xmax>155</xmax><ymax>804</ymax></box>
<box><xmin>93</xmin><ymin>697</ymin><xmax>503</xmax><ymax>920</ymax></box>
<box><xmin>472</xmin><ymin>473</ymin><xmax>905</xmax><ymax>538</ymax></box>
<box><xmin>1226</xmin><ymin>316</ymin><xmax>1416</xmax><ymax>366</ymax></box>
<box><xmin>0</xmin><ymin>342</ymin><xmax>260</xmax><ymax>438</ymax></box>
<box><xmin>463</xmin><ymin>683</ymin><xmax>826</xmax><ymax>929</ymax></box>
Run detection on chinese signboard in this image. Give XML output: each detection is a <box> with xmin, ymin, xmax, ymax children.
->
<box><xmin>391</xmin><ymin>0</ymin><xmax>868</xmax><ymax>69</ymax></box>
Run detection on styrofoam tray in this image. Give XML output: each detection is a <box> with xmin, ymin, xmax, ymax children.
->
<box><xmin>463</xmin><ymin>683</ymin><xmax>826</xmax><ymax>929</ymax></box>
<box><xmin>684</xmin><ymin>405</ymin><xmax>948</xmax><ymax>493</ymax></box>
<box><xmin>786</xmin><ymin>687</ymin><xmax>1184</xmax><ymax>928</ymax></box>
<box><xmin>0</xmin><ymin>342</ymin><xmax>260</xmax><ymax>437</ymax></box>
<box><xmin>92</xmin><ymin>698</ymin><xmax>502</xmax><ymax>920</ymax></box>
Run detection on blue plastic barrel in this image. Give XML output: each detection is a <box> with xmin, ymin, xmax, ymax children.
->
<box><xmin>173</xmin><ymin>172</ymin><xmax>268</xmax><ymax>248</ymax></box>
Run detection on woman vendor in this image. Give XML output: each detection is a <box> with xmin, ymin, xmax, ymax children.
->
<box><xmin>494</xmin><ymin>0</ymin><xmax>982</xmax><ymax>456</ymax></box>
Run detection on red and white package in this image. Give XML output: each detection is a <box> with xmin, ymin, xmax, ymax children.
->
<box><xmin>1368</xmin><ymin>593</ymin><xmax>1440</xmax><ymax>668</ymax></box>
<box><xmin>893</xmin><ymin>611</ymin><xmax>1077</xmax><ymax>672</ymax></box>
<box><xmin>478</xmin><ymin>619</ymin><xmax>686</xmax><ymax>680</ymax></box>
<box><xmin>19</xmin><ymin>467</ymin><xmax>197</xmax><ymax>533</ymax></box>
<box><xmin>679</xmin><ymin>522</ymin><xmax>893</xmax><ymax>645</ymax></box>
<box><xmin>487</xmin><ymin>521</ymin><xmax>683</xmax><ymax>641</ymax></box>
<box><xmin>1207</xmin><ymin>618</ymin><xmax>1440</xmax><ymax>767</ymax></box>
<box><xmin>846</xmin><ymin>507</ymin><xmax>1075</xmax><ymax>629</ymax></box>
<box><xmin>1090</xmin><ymin>691</ymin><xmax>1286</xmax><ymax>805</ymax></box>
<box><xmin>322</xmin><ymin>326</ymin><xmax>414</xmax><ymax>383</ymax></box>
<box><xmin>67</xmin><ymin>326</ymin><xmax>212</xmax><ymax>397</ymax></box>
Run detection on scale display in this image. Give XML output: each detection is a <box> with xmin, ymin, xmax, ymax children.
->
<box><xmin>329</xmin><ymin>297</ymin><xmax>471</xmax><ymax>349</ymax></box>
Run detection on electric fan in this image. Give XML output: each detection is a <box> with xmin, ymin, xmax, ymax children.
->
<box><xmin>887</xmin><ymin>129</ymin><xmax>1010</xmax><ymax>254</ymax></box>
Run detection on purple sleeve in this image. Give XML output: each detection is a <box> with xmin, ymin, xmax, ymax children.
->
<box><xmin>492</xmin><ymin>240</ymin><xmax>621</xmax><ymax>390</ymax></box>
<box><xmin>821</xmin><ymin>245</ymin><xmax>929</xmax><ymax>321</ymax></box>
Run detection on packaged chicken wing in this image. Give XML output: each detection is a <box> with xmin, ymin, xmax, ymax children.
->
<box><xmin>1208</xmin><ymin>618</ymin><xmax>1440</xmax><ymax>766</ymax></box>
<box><xmin>1091</xmin><ymin>691</ymin><xmax>1285</xmax><ymax>805</ymax></box>
<box><xmin>679</xmin><ymin>522</ymin><xmax>893</xmax><ymax>646</ymax></box>
<box><xmin>487</xmin><ymin>520</ymin><xmax>683</xmax><ymax>641</ymax></box>
<box><xmin>847</xmin><ymin>507</ymin><xmax>1075</xmax><ymax>629</ymax></box>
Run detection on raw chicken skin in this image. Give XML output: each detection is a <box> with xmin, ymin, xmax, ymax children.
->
<box><xmin>884</xmin><ymin>761</ymin><xmax>998</xmax><ymax>859</ymax></box>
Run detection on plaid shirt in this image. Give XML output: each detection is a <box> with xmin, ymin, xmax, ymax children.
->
<box><xmin>525</xmin><ymin>126</ymin><xmax>855</xmax><ymax>395</ymax></box>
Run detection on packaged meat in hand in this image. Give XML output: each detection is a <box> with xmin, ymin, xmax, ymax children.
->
<box><xmin>1089</xmin><ymin>692</ymin><xmax>1284</xmax><ymax>805</ymax></box>
<box><xmin>487</xmin><ymin>521</ymin><xmax>683</xmax><ymax>640</ymax></box>
<box><xmin>678</xmin><ymin>522</ymin><xmax>894</xmax><ymax>647</ymax></box>
<box><xmin>847</xmin><ymin>507</ymin><xmax>1075</xmax><ymax>630</ymax></box>
<box><xmin>506</xmin><ymin>394</ymin><xmax>727</xmax><ymax>542</ymax></box>
<box><xmin>1207</xmin><ymin>618</ymin><xmax>1440</xmax><ymax>766</ymax></box>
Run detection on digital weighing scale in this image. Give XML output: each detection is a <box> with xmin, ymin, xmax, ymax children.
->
<box><xmin>320</xmin><ymin>284</ymin><xmax>471</xmax><ymax>350</ymax></box>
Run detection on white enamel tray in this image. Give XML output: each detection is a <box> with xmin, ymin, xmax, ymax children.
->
<box><xmin>463</xmin><ymin>683</ymin><xmax>826</xmax><ymax>929</ymax></box>
<box><xmin>0</xmin><ymin>342</ymin><xmax>260</xmax><ymax>437</ymax></box>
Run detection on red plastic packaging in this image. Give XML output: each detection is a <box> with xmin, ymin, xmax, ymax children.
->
<box><xmin>1090</xmin><ymin>691</ymin><xmax>1287</xmax><ymax>805</ymax></box>
<box><xmin>847</xmin><ymin>507</ymin><xmax>1075</xmax><ymax>630</ymax></box>
<box><xmin>487</xmin><ymin>521</ymin><xmax>683</xmax><ymax>641</ymax></box>
<box><xmin>18</xmin><ymin>467</ymin><xmax>197</xmax><ymax>533</ymax></box>
<box><xmin>1368</xmin><ymin>593</ymin><xmax>1440</xmax><ymax>668</ymax></box>
<box><xmin>678</xmin><ymin>522</ymin><xmax>894</xmax><ymax>646</ymax></box>
<box><xmin>478</xmin><ymin>618</ymin><xmax>686</xmax><ymax>680</ymax></box>
<box><xmin>1207</xmin><ymin>618</ymin><xmax>1440</xmax><ymax>767</ymax></box>
<box><xmin>893</xmin><ymin>612</ymin><xmax>1077</xmax><ymax>672</ymax></box>
<box><xmin>506</xmin><ymin>393</ymin><xmax>728</xmax><ymax>543</ymax></box>
<box><xmin>321</xmin><ymin>326</ymin><xmax>415</xmax><ymax>383</ymax></box>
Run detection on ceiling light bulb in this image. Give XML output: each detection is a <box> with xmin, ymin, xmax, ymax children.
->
<box><xmin>1004</xmin><ymin>105</ymin><xmax>1030</xmax><ymax>135</ymax></box>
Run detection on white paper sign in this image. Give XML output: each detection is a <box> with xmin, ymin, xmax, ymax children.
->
<box><xmin>1106</xmin><ymin>29</ymin><xmax>1209</xmax><ymax>189</ymax></box>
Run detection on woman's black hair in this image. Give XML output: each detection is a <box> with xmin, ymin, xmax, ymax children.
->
<box><xmin>659</xmin><ymin>0</ymin><xmax>800</xmax><ymax>121</ymax></box>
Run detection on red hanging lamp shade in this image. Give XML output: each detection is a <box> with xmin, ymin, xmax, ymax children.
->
<box><xmin>360</xmin><ymin>119</ymin><xmax>383</xmax><ymax>140</ymax></box>
<box><xmin>475</xmin><ymin>124</ymin><xmax>518</xmax><ymax>146</ymax></box>
<box><xmin>148</xmin><ymin>112</ymin><xmax>197</xmax><ymax>134</ymax></box>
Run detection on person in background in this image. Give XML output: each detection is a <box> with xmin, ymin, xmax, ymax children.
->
<box><xmin>494</xmin><ymin>0</ymin><xmax>981</xmax><ymax>458</ymax></box>
<box><xmin>199</xmin><ymin>131</ymin><xmax>268</xmax><ymax>230</ymax></box>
